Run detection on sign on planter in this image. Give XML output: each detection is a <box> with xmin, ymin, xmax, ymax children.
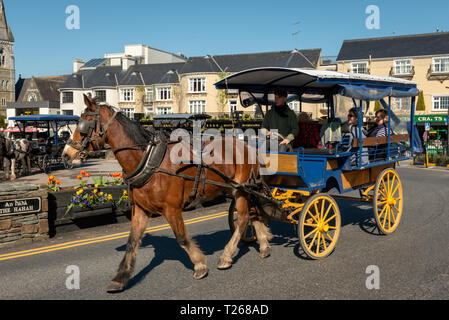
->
<box><xmin>0</xmin><ymin>198</ymin><xmax>42</xmax><ymax>216</ymax></box>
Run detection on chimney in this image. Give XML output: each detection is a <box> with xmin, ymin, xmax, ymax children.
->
<box><xmin>73</xmin><ymin>59</ymin><xmax>84</xmax><ymax>73</ymax></box>
<box><xmin>122</xmin><ymin>55</ymin><xmax>136</xmax><ymax>71</ymax></box>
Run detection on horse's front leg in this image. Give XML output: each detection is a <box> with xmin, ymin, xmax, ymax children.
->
<box><xmin>10</xmin><ymin>158</ymin><xmax>16</xmax><ymax>180</ymax></box>
<box><xmin>164</xmin><ymin>206</ymin><xmax>208</xmax><ymax>280</ymax></box>
<box><xmin>107</xmin><ymin>204</ymin><xmax>149</xmax><ymax>293</ymax></box>
<box><xmin>218</xmin><ymin>194</ymin><xmax>250</xmax><ymax>270</ymax></box>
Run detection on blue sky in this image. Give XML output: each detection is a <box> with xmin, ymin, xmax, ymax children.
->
<box><xmin>5</xmin><ymin>0</ymin><xmax>449</xmax><ymax>78</ymax></box>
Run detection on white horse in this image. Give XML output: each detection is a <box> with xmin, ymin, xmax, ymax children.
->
<box><xmin>0</xmin><ymin>132</ymin><xmax>31</xmax><ymax>180</ymax></box>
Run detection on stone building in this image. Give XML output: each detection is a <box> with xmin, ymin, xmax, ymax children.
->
<box><xmin>337</xmin><ymin>32</ymin><xmax>449</xmax><ymax>117</ymax></box>
<box><xmin>0</xmin><ymin>0</ymin><xmax>15</xmax><ymax>118</ymax></box>
<box><xmin>7</xmin><ymin>75</ymin><xmax>70</xmax><ymax>126</ymax></box>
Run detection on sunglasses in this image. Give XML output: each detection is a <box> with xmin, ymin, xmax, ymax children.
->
<box><xmin>348</xmin><ymin>115</ymin><xmax>356</xmax><ymax>118</ymax></box>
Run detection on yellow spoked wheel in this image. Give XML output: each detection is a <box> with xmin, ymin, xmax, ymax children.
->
<box><xmin>373</xmin><ymin>168</ymin><xmax>403</xmax><ymax>235</ymax></box>
<box><xmin>228</xmin><ymin>199</ymin><xmax>269</xmax><ymax>243</ymax></box>
<box><xmin>298</xmin><ymin>194</ymin><xmax>341</xmax><ymax>259</ymax></box>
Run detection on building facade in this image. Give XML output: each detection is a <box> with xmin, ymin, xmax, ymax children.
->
<box><xmin>60</xmin><ymin>48</ymin><xmax>324</xmax><ymax>118</ymax></box>
<box><xmin>337</xmin><ymin>32</ymin><xmax>449</xmax><ymax>154</ymax></box>
<box><xmin>337</xmin><ymin>32</ymin><xmax>449</xmax><ymax>117</ymax></box>
<box><xmin>0</xmin><ymin>0</ymin><xmax>14</xmax><ymax>118</ymax></box>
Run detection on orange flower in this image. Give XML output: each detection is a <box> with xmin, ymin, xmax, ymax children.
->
<box><xmin>48</xmin><ymin>176</ymin><xmax>55</xmax><ymax>181</ymax></box>
<box><xmin>119</xmin><ymin>174</ymin><xmax>123</xmax><ymax>179</ymax></box>
<box><xmin>80</xmin><ymin>170</ymin><xmax>87</xmax><ymax>176</ymax></box>
<box><xmin>86</xmin><ymin>173</ymin><xmax>91</xmax><ymax>178</ymax></box>
<box><xmin>56</xmin><ymin>180</ymin><xmax>61</xmax><ymax>185</ymax></box>
<box><xmin>47</xmin><ymin>181</ymin><xmax>51</xmax><ymax>185</ymax></box>
<box><xmin>77</xmin><ymin>176</ymin><xmax>82</xmax><ymax>180</ymax></box>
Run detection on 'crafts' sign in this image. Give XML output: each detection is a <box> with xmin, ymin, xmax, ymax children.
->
<box><xmin>0</xmin><ymin>198</ymin><xmax>42</xmax><ymax>216</ymax></box>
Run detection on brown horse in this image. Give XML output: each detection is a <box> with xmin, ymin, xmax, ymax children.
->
<box><xmin>62</xmin><ymin>95</ymin><xmax>272</xmax><ymax>293</ymax></box>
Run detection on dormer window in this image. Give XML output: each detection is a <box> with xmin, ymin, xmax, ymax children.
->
<box><xmin>394</xmin><ymin>59</ymin><xmax>412</xmax><ymax>75</ymax></box>
<box><xmin>433</xmin><ymin>57</ymin><xmax>449</xmax><ymax>73</ymax></box>
<box><xmin>351</xmin><ymin>62</ymin><xmax>369</xmax><ymax>74</ymax></box>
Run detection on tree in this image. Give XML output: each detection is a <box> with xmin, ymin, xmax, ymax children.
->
<box><xmin>416</xmin><ymin>91</ymin><xmax>426</xmax><ymax>111</ymax></box>
<box><xmin>374</xmin><ymin>100</ymin><xmax>382</xmax><ymax>112</ymax></box>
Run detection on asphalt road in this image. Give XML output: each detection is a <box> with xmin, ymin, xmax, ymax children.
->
<box><xmin>0</xmin><ymin>165</ymin><xmax>448</xmax><ymax>300</ymax></box>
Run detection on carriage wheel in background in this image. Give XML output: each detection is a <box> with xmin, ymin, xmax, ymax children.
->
<box><xmin>41</xmin><ymin>155</ymin><xmax>51</xmax><ymax>174</ymax></box>
<box><xmin>373</xmin><ymin>168</ymin><xmax>403</xmax><ymax>235</ymax></box>
<box><xmin>228</xmin><ymin>199</ymin><xmax>269</xmax><ymax>243</ymax></box>
<box><xmin>298</xmin><ymin>194</ymin><xmax>341</xmax><ymax>259</ymax></box>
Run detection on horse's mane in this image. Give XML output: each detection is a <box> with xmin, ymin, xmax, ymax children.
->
<box><xmin>102</xmin><ymin>104</ymin><xmax>152</xmax><ymax>150</ymax></box>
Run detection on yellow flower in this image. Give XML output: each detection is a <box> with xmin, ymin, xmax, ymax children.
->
<box><xmin>99</xmin><ymin>192</ymin><xmax>104</xmax><ymax>197</ymax></box>
<box><xmin>95</xmin><ymin>184</ymin><xmax>99</xmax><ymax>188</ymax></box>
<box><xmin>77</xmin><ymin>189</ymin><xmax>84</xmax><ymax>196</ymax></box>
<box><xmin>93</xmin><ymin>189</ymin><xmax>98</xmax><ymax>194</ymax></box>
<box><xmin>107</xmin><ymin>194</ymin><xmax>113</xmax><ymax>201</ymax></box>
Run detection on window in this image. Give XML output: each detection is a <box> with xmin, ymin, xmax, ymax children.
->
<box><xmin>228</xmin><ymin>100</ymin><xmax>238</xmax><ymax>113</ymax></box>
<box><xmin>144</xmin><ymin>107</ymin><xmax>153</xmax><ymax>116</ymax></box>
<box><xmin>156</xmin><ymin>106</ymin><xmax>172</xmax><ymax>115</ymax></box>
<box><xmin>432</xmin><ymin>96</ymin><xmax>449</xmax><ymax>111</ymax></box>
<box><xmin>63</xmin><ymin>110</ymin><xmax>74</xmax><ymax>116</ymax></box>
<box><xmin>393</xmin><ymin>97</ymin><xmax>411</xmax><ymax>112</ymax></box>
<box><xmin>189</xmin><ymin>100</ymin><xmax>206</xmax><ymax>114</ymax></box>
<box><xmin>288</xmin><ymin>101</ymin><xmax>300</xmax><ymax>112</ymax></box>
<box><xmin>120</xmin><ymin>108</ymin><xmax>135</xmax><ymax>119</ymax></box>
<box><xmin>351</xmin><ymin>62</ymin><xmax>369</xmax><ymax>74</ymax></box>
<box><xmin>120</xmin><ymin>88</ymin><xmax>134</xmax><ymax>102</ymax></box>
<box><xmin>433</xmin><ymin>57</ymin><xmax>449</xmax><ymax>73</ymax></box>
<box><xmin>28</xmin><ymin>93</ymin><xmax>37</xmax><ymax>102</ymax></box>
<box><xmin>394</xmin><ymin>59</ymin><xmax>412</xmax><ymax>75</ymax></box>
<box><xmin>95</xmin><ymin>90</ymin><xmax>106</xmax><ymax>102</ymax></box>
<box><xmin>62</xmin><ymin>91</ymin><xmax>73</xmax><ymax>103</ymax></box>
<box><xmin>145</xmin><ymin>88</ymin><xmax>154</xmax><ymax>103</ymax></box>
<box><xmin>156</xmin><ymin>87</ymin><xmax>172</xmax><ymax>101</ymax></box>
<box><xmin>189</xmin><ymin>78</ymin><xmax>206</xmax><ymax>93</ymax></box>
<box><xmin>1</xmin><ymin>98</ymin><xmax>5</xmax><ymax>106</ymax></box>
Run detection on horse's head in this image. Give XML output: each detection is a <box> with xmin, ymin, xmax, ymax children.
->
<box><xmin>63</xmin><ymin>94</ymin><xmax>116</xmax><ymax>162</ymax></box>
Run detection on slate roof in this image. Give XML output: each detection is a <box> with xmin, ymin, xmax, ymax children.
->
<box><xmin>17</xmin><ymin>75</ymin><xmax>71</xmax><ymax>102</ymax></box>
<box><xmin>60</xmin><ymin>49</ymin><xmax>321</xmax><ymax>89</ymax></box>
<box><xmin>337</xmin><ymin>32</ymin><xmax>449</xmax><ymax>61</ymax></box>
<box><xmin>61</xmin><ymin>63</ymin><xmax>185</xmax><ymax>89</ymax></box>
<box><xmin>180</xmin><ymin>49</ymin><xmax>321</xmax><ymax>74</ymax></box>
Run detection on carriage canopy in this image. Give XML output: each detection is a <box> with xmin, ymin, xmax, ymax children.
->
<box><xmin>214</xmin><ymin>67</ymin><xmax>419</xmax><ymax>102</ymax></box>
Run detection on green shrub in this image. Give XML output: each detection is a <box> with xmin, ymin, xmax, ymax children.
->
<box><xmin>416</xmin><ymin>91</ymin><xmax>426</xmax><ymax>111</ymax></box>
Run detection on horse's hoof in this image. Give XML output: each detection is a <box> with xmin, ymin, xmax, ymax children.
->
<box><xmin>106</xmin><ymin>281</ymin><xmax>125</xmax><ymax>293</ymax></box>
<box><xmin>259</xmin><ymin>247</ymin><xmax>271</xmax><ymax>259</ymax></box>
<box><xmin>217</xmin><ymin>258</ymin><xmax>232</xmax><ymax>270</ymax></box>
<box><xmin>193</xmin><ymin>266</ymin><xmax>209</xmax><ymax>280</ymax></box>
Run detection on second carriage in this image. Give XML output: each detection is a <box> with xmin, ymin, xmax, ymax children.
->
<box><xmin>215</xmin><ymin>67</ymin><xmax>420</xmax><ymax>259</ymax></box>
<box><xmin>9</xmin><ymin>115</ymin><xmax>80</xmax><ymax>173</ymax></box>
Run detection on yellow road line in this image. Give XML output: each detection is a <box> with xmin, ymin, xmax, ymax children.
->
<box><xmin>0</xmin><ymin>211</ymin><xmax>228</xmax><ymax>262</ymax></box>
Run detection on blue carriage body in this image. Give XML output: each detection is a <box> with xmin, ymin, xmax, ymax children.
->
<box><xmin>215</xmin><ymin>68</ymin><xmax>420</xmax><ymax>194</ymax></box>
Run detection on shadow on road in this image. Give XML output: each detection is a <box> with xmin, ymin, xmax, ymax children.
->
<box><xmin>114</xmin><ymin>198</ymin><xmax>384</xmax><ymax>290</ymax></box>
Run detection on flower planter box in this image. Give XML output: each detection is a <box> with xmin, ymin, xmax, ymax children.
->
<box><xmin>48</xmin><ymin>185</ymin><xmax>132</xmax><ymax>227</ymax></box>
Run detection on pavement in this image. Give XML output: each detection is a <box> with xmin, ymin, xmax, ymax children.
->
<box><xmin>0</xmin><ymin>159</ymin><xmax>123</xmax><ymax>188</ymax></box>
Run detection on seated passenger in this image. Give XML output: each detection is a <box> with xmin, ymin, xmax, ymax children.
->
<box><xmin>368</xmin><ymin>109</ymin><xmax>393</xmax><ymax>138</ymax></box>
<box><xmin>342</xmin><ymin>108</ymin><xmax>368</xmax><ymax>165</ymax></box>
<box><xmin>319</xmin><ymin>117</ymin><xmax>342</xmax><ymax>150</ymax></box>
<box><xmin>262</xmin><ymin>88</ymin><xmax>299</xmax><ymax>152</ymax></box>
<box><xmin>367</xmin><ymin>109</ymin><xmax>394</xmax><ymax>160</ymax></box>
<box><xmin>292</xmin><ymin>113</ymin><xmax>321</xmax><ymax>149</ymax></box>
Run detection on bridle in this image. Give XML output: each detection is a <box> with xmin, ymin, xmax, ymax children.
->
<box><xmin>67</xmin><ymin>105</ymin><xmax>118</xmax><ymax>157</ymax></box>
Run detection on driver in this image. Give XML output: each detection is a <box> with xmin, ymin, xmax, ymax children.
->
<box><xmin>261</xmin><ymin>88</ymin><xmax>299</xmax><ymax>152</ymax></box>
